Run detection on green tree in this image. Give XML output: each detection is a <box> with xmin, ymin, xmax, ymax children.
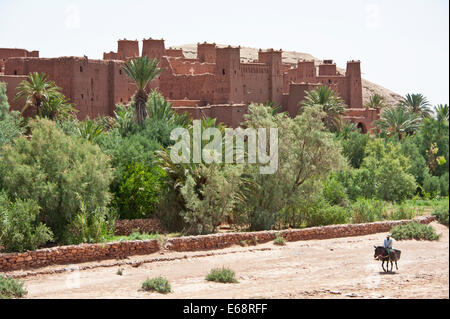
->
<box><xmin>0</xmin><ymin>119</ymin><xmax>113</xmax><ymax>242</ymax></box>
<box><xmin>301</xmin><ymin>86</ymin><xmax>347</xmax><ymax>132</ymax></box>
<box><xmin>0</xmin><ymin>193</ymin><xmax>53</xmax><ymax>252</ymax></box>
<box><xmin>365</xmin><ymin>93</ymin><xmax>388</xmax><ymax>109</ymax></box>
<box><xmin>341</xmin><ymin>130</ymin><xmax>371</xmax><ymax>168</ymax></box>
<box><xmin>355</xmin><ymin>139</ymin><xmax>417</xmax><ymax>202</ymax></box>
<box><xmin>0</xmin><ymin>83</ymin><xmax>23</xmax><ymax>148</ymax></box>
<box><xmin>15</xmin><ymin>72</ymin><xmax>65</xmax><ymax>117</ymax></box>
<box><xmin>374</xmin><ymin>106</ymin><xmax>422</xmax><ymax>140</ymax></box>
<box><xmin>400</xmin><ymin>93</ymin><xmax>432</xmax><ymax>118</ymax></box>
<box><xmin>122</xmin><ymin>57</ymin><xmax>164</xmax><ymax>125</ymax></box>
<box><xmin>240</xmin><ymin>104</ymin><xmax>345</xmax><ymax>229</ymax></box>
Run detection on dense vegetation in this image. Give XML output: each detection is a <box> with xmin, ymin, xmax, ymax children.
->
<box><xmin>0</xmin><ymin>63</ymin><xmax>448</xmax><ymax>252</ymax></box>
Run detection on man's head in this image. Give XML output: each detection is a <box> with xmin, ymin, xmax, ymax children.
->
<box><xmin>386</xmin><ymin>233</ymin><xmax>391</xmax><ymax>239</ymax></box>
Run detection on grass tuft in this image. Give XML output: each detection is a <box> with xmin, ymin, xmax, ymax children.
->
<box><xmin>0</xmin><ymin>275</ymin><xmax>28</xmax><ymax>299</ymax></box>
<box><xmin>273</xmin><ymin>233</ymin><xmax>286</xmax><ymax>246</ymax></box>
<box><xmin>206</xmin><ymin>267</ymin><xmax>238</xmax><ymax>284</ymax></box>
<box><xmin>141</xmin><ymin>277</ymin><xmax>171</xmax><ymax>294</ymax></box>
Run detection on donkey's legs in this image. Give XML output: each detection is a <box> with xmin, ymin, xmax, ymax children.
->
<box><xmin>395</xmin><ymin>261</ymin><xmax>398</xmax><ymax>270</ymax></box>
<box><xmin>382</xmin><ymin>260</ymin><xmax>386</xmax><ymax>272</ymax></box>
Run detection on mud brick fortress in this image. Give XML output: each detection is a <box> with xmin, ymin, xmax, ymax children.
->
<box><xmin>0</xmin><ymin>38</ymin><xmax>380</xmax><ymax>131</ymax></box>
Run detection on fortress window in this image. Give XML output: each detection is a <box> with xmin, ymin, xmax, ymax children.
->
<box><xmin>328</xmin><ymin>79</ymin><xmax>332</xmax><ymax>84</ymax></box>
<box><xmin>14</xmin><ymin>70</ymin><xmax>17</xmax><ymax>75</ymax></box>
<box><xmin>81</xmin><ymin>94</ymin><xmax>84</xmax><ymax>100</ymax></box>
<box><xmin>119</xmin><ymin>69</ymin><xmax>122</xmax><ymax>75</ymax></box>
<box><xmin>222</xmin><ymin>69</ymin><xmax>225</xmax><ymax>75</ymax></box>
<box><xmin>80</xmin><ymin>66</ymin><xmax>83</xmax><ymax>72</ymax></box>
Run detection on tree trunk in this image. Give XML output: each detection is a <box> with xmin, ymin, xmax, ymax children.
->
<box><xmin>135</xmin><ymin>90</ymin><xmax>148</xmax><ymax>126</ymax></box>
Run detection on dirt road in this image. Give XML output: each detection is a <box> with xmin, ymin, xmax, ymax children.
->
<box><xmin>17</xmin><ymin>222</ymin><xmax>449</xmax><ymax>299</ymax></box>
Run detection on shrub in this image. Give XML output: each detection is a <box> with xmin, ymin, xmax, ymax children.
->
<box><xmin>273</xmin><ymin>233</ymin><xmax>286</xmax><ymax>246</ymax></box>
<box><xmin>341</xmin><ymin>131</ymin><xmax>370</xmax><ymax>168</ymax></box>
<box><xmin>0</xmin><ymin>119</ymin><xmax>113</xmax><ymax>243</ymax></box>
<box><xmin>205</xmin><ymin>267</ymin><xmax>238</xmax><ymax>284</ymax></box>
<box><xmin>116</xmin><ymin>268</ymin><xmax>123</xmax><ymax>276</ymax></box>
<box><xmin>439</xmin><ymin>173</ymin><xmax>449</xmax><ymax>196</ymax></box>
<box><xmin>389</xmin><ymin>204</ymin><xmax>417</xmax><ymax>220</ymax></box>
<box><xmin>322</xmin><ymin>172</ymin><xmax>349</xmax><ymax>206</ymax></box>
<box><xmin>65</xmin><ymin>199</ymin><xmax>116</xmax><ymax>244</ymax></box>
<box><xmin>142</xmin><ymin>277</ymin><xmax>171</xmax><ymax>294</ymax></box>
<box><xmin>355</xmin><ymin>139</ymin><xmax>417</xmax><ymax>202</ymax></box>
<box><xmin>423</xmin><ymin>170</ymin><xmax>441</xmax><ymax>197</ymax></box>
<box><xmin>0</xmin><ymin>193</ymin><xmax>53</xmax><ymax>252</ymax></box>
<box><xmin>390</xmin><ymin>222</ymin><xmax>440</xmax><ymax>241</ymax></box>
<box><xmin>114</xmin><ymin>163</ymin><xmax>166</xmax><ymax>219</ymax></box>
<box><xmin>433</xmin><ymin>202</ymin><xmax>449</xmax><ymax>226</ymax></box>
<box><xmin>179</xmin><ymin>164</ymin><xmax>244</xmax><ymax>234</ymax></box>
<box><xmin>0</xmin><ymin>82</ymin><xmax>23</xmax><ymax>149</ymax></box>
<box><xmin>304</xmin><ymin>203</ymin><xmax>349</xmax><ymax>227</ymax></box>
<box><xmin>350</xmin><ymin>198</ymin><xmax>384</xmax><ymax>223</ymax></box>
<box><xmin>0</xmin><ymin>276</ymin><xmax>27</xmax><ymax>299</ymax></box>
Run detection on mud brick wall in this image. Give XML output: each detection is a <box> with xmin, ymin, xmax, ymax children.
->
<box><xmin>165</xmin><ymin>216</ymin><xmax>437</xmax><ymax>252</ymax></box>
<box><xmin>0</xmin><ymin>216</ymin><xmax>436</xmax><ymax>272</ymax></box>
<box><xmin>0</xmin><ymin>240</ymin><xmax>159</xmax><ymax>272</ymax></box>
<box><xmin>114</xmin><ymin>218</ymin><xmax>165</xmax><ymax>236</ymax></box>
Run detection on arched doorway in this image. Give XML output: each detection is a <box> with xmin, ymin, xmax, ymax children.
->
<box><xmin>357</xmin><ymin>122</ymin><xmax>367</xmax><ymax>134</ymax></box>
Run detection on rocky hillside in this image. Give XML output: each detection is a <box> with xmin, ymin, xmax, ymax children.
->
<box><xmin>177</xmin><ymin>44</ymin><xmax>403</xmax><ymax>107</ymax></box>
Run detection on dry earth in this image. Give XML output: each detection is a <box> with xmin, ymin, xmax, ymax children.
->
<box><xmin>12</xmin><ymin>221</ymin><xmax>448</xmax><ymax>299</ymax></box>
<box><xmin>178</xmin><ymin>44</ymin><xmax>403</xmax><ymax>107</ymax></box>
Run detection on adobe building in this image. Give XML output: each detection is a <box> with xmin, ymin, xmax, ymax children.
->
<box><xmin>0</xmin><ymin>37</ymin><xmax>379</xmax><ymax>130</ymax></box>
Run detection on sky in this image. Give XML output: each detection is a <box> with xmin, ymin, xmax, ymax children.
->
<box><xmin>0</xmin><ymin>0</ymin><xmax>448</xmax><ymax>105</ymax></box>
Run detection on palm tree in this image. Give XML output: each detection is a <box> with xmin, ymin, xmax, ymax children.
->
<box><xmin>400</xmin><ymin>93</ymin><xmax>432</xmax><ymax>118</ymax></box>
<box><xmin>146</xmin><ymin>90</ymin><xmax>191</xmax><ymax>127</ymax></box>
<box><xmin>15</xmin><ymin>72</ymin><xmax>63</xmax><ymax>116</ymax></box>
<box><xmin>434</xmin><ymin>104</ymin><xmax>449</xmax><ymax>123</ymax></box>
<box><xmin>121</xmin><ymin>56</ymin><xmax>164</xmax><ymax>125</ymax></box>
<box><xmin>365</xmin><ymin>93</ymin><xmax>388</xmax><ymax>109</ymax></box>
<box><xmin>301</xmin><ymin>86</ymin><xmax>347</xmax><ymax>132</ymax></box>
<box><xmin>40</xmin><ymin>94</ymin><xmax>77</xmax><ymax>120</ymax></box>
<box><xmin>374</xmin><ymin>106</ymin><xmax>422</xmax><ymax>140</ymax></box>
<box><xmin>336</xmin><ymin>121</ymin><xmax>357</xmax><ymax>139</ymax></box>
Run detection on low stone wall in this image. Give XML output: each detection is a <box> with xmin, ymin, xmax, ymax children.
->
<box><xmin>114</xmin><ymin>218</ymin><xmax>165</xmax><ymax>236</ymax></box>
<box><xmin>0</xmin><ymin>216</ymin><xmax>436</xmax><ymax>272</ymax></box>
<box><xmin>0</xmin><ymin>240</ymin><xmax>159</xmax><ymax>272</ymax></box>
<box><xmin>165</xmin><ymin>216</ymin><xmax>437</xmax><ymax>252</ymax></box>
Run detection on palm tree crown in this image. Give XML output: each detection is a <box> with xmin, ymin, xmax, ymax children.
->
<box><xmin>400</xmin><ymin>93</ymin><xmax>432</xmax><ymax>118</ymax></box>
<box><xmin>374</xmin><ymin>105</ymin><xmax>422</xmax><ymax>140</ymax></box>
<box><xmin>122</xmin><ymin>56</ymin><xmax>164</xmax><ymax>125</ymax></box>
<box><xmin>365</xmin><ymin>93</ymin><xmax>388</xmax><ymax>109</ymax></box>
<box><xmin>15</xmin><ymin>72</ymin><xmax>63</xmax><ymax>115</ymax></box>
<box><xmin>301</xmin><ymin>86</ymin><xmax>347</xmax><ymax>132</ymax></box>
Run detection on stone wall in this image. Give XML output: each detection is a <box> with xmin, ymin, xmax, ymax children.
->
<box><xmin>0</xmin><ymin>240</ymin><xmax>159</xmax><ymax>272</ymax></box>
<box><xmin>0</xmin><ymin>216</ymin><xmax>436</xmax><ymax>272</ymax></box>
<box><xmin>114</xmin><ymin>218</ymin><xmax>165</xmax><ymax>236</ymax></box>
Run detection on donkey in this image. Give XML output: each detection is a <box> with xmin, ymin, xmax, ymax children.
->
<box><xmin>374</xmin><ymin>246</ymin><xmax>401</xmax><ymax>272</ymax></box>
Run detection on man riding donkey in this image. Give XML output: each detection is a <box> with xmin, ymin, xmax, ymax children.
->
<box><xmin>384</xmin><ymin>234</ymin><xmax>394</xmax><ymax>260</ymax></box>
<box><xmin>374</xmin><ymin>233</ymin><xmax>401</xmax><ymax>272</ymax></box>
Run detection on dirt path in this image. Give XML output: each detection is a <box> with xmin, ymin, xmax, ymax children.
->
<box><xmin>17</xmin><ymin>222</ymin><xmax>449</xmax><ymax>299</ymax></box>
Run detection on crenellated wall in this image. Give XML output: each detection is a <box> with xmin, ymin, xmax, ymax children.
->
<box><xmin>1</xmin><ymin>38</ymin><xmax>377</xmax><ymax>130</ymax></box>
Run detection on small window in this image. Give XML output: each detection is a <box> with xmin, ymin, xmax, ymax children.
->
<box><xmin>14</xmin><ymin>70</ymin><xmax>17</xmax><ymax>75</ymax></box>
<box><xmin>80</xmin><ymin>66</ymin><xmax>83</xmax><ymax>72</ymax></box>
<box><xmin>222</xmin><ymin>69</ymin><xmax>226</xmax><ymax>75</ymax></box>
<box><xmin>81</xmin><ymin>94</ymin><xmax>84</xmax><ymax>99</ymax></box>
<box><xmin>119</xmin><ymin>69</ymin><xmax>122</xmax><ymax>75</ymax></box>
<box><xmin>120</xmin><ymin>98</ymin><xmax>123</xmax><ymax>102</ymax></box>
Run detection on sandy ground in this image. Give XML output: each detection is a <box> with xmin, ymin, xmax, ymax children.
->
<box><xmin>14</xmin><ymin>222</ymin><xmax>449</xmax><ymax>299</ymax></box>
